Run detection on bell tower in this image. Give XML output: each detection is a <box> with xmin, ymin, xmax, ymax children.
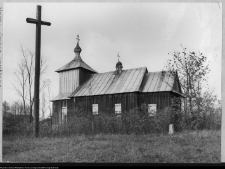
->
<box><xmin>53</xmin><ymin>35</ymin><xmax>97</xmax><ymax>100</ymax></box>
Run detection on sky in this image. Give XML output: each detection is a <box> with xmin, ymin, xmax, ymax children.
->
<box><xmin>3</xmin><ymin>2</ymin><xmax>222</xmax><ymax>116</ymax></box>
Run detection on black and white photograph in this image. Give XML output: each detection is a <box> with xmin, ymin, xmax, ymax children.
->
<box><xmin>1</xmin><ymin>2</ymin><xmax>222</xmax><ymax>163</ymax></box>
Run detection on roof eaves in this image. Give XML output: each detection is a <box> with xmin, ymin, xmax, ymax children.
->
<box><xmin>56</xmin><ymin>67</ymin><xmax>97</xmax><ymax>73</ymax></box>
<box><xmin>171</xmin><ymin>90</ymin><xmax>186</xmax><ymax>98</ymax></box>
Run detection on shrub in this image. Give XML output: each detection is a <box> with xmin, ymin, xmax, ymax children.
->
<box><xmin>3</xmin><ymin>114</ymin><xmax>31</xmax><ymax>136</ymax></box>
<box><xmin>67</xmin><ymin>115</ymin><xmax>92</xmax><ymax>135</ymax></box>
<box><xmin>95</xmin><ymin>113</ymin><xmax>117</xmax><ymax>134</ymax></box>
<box><xmin>122</xmin><ymin>105</ymin><xmax>172</xmax><ymax>134</ymax></box>
<box><xmin>4</xmin><ymin>103</ymin><xmax>221</xmax><ymax>138</ymax></box>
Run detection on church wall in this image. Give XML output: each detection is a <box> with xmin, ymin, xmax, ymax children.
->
<box><xmin>52</xmin><ymin>91</ymin><xmax>182</xmax><ymax>127</ymax></box>
<box><xmin>138</xmin><ymin>91</ymin><xmax>182</xmax><ymax>110</ymax></box>
<box><xmin>52</xmin><ymin>99</ymin><xmax>74</xmax><ymax>126</ymax></box>
<box><xmin>138</xmin><ymin>92</ymin><xmax>171</xmax><ymax>110</ymax></box>
<box><xmin>74</xmin><ymin>93</ymin><xmax>138</xmax><ymax>115</ymax></box>
<box><xmin>52</xmin><ymin>100</ymin><xmax>62</xmax><ymax>125</ymax></box>
<box><xmin>58</xmin><ymin>68</ymin><xmax>95</xmax><ymax>94</ymax></box>
<box><xmin>59</xmin><ymin>69</ymin><xmax>80</xmax><ymax>94</ymax></box>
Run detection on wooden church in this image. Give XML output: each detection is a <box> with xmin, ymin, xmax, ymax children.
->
<box><xmin>51</xmin><ymin>36</ymin><xmax>184</xmax><ymax>127</ymax></box>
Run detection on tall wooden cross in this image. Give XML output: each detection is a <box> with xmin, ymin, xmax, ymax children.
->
<box><xmin>26</xmin><ymin>5</ymin><xmax>51</xmax><ymax>137</ymax></box>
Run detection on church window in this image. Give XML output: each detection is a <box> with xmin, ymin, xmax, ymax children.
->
<box><xmin>61</xmin><ymin>100</ymin><xmax>67</xmax><ymax>125</ymax></box>
<box><xmin>62</xmin><ymin>107</ymin><xmax>67</xmax><ymax>124</ymax></box>
<box><xmin>115</xmin><ymin>103</ymin><xmax>121</xmax><ymax>115</ymax></box>
<box><xmin>92</xmin><ymin>104</ymin><xmax>98</xmax><ymax>115</ymax></box>
<box><xmin>148</xmin><ymin>104</ymin><xmax>157</xmax><ymax>116</ymax></box>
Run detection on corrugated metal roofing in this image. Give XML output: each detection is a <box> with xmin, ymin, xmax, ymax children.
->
<box><xmin>51</xmin><ymin>93</ymin><xmax>71</xmax><ymax>101</ymax></box>
<box><xmin>140</xmin><ymin>71</ymin><xmax>175</xmax><ymax>92</ymax></box>
<box><xmin>55</xmin><ymin>58</ymin><xmax>97</xmax><ymax>73</ymax></box>
<box><xmin>70</xmin><ymin>67</ymin><xmax>147</xmax><ymax>97</ymax></box>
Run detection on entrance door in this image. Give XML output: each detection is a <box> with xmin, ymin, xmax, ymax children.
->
<box><xmin>62</xmin><ymin>107</ymin><xmax>67</xmax><ymax>125</ymax></box>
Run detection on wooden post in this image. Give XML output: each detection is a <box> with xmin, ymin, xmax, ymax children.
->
<box><xmin>26</xmin><ymin>5</ymin><xmax>51</xmax><ymax>137</ymax></box>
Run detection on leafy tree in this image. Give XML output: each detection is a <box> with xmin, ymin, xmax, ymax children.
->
<box><xmin>165</xmin><ymin>45</ymin><xmax>210</xmax><ymax>115</ymax></box>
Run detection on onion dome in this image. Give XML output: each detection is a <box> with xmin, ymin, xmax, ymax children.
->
<box><xmin>74</xmin><ymin>35</ymin><xmax>82</xmax><ymax>60</ymax></box>
<box><xmin>115</xmin><ymin>53</ymin><xmax>123</xmax><ymax>75</ymax></box>
<box><xmin>116</xmin><ymin>61</ymin><xmax>123</xmax><ymax>68</ymax></box>
<box><xmin>74</xmin><ymin>42</ymin><xmax>82</xmax><ymax>54</ymax></box>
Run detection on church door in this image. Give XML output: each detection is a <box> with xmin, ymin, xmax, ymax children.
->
<box><xmin>61</xmin><ymin>100</ymin><xmax>67</xmax><ymax>126</ymax></box>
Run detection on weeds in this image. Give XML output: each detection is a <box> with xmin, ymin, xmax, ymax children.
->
<box><xmin>3</xmin><ymin>104</ymin><xmax>221</xmax><ymax>137</ymax></box>
<box><xmin>2</xmin><ymin>104</ymin><xmax>221</xmax><ymax>163</ymax></box>
<box><xmin>3</xmin><ymin>130</ymin><xmax>220</xmax><ymax>163</ymax></box>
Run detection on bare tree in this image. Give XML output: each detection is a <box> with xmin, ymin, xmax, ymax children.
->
<box><xmin>9</xmin><ymin>100</ymin><xmax>25</xmax><ymax>116</ymax></box>
<box><xmin>12</xmin><ymin>56</ymin><xmax>28</xmax><ymax>115</ymax></box>
<box><xmin>41</xmin><ymin>91</ymin><xmax>47</xmax><ymax>120</ymax></box>
<box><xmin>13</xmin><ymin>45</ymin><xmax>49</xmax><ymax>123</ymax></box>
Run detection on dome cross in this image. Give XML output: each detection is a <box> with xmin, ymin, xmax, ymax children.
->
<box><xmin>76</xmin><ymin>34</ymin><xmax>80</xmax><ymax>42</ymax></box>
<box><xmin>117</xmin><ymin>52</ymin><xmax>121</xmax><ymax>62</ymax></box>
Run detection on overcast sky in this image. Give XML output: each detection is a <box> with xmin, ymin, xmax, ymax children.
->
<box><xmin>3</xmin><ymin>2</ymin><xmax>222</xmax><ymax>105</ymax></box>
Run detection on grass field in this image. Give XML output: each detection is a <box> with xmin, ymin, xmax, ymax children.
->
<box><xmin>3</xmin><ymin>130</ymin><xmax>221</xmax><ymax>163</ymax></box>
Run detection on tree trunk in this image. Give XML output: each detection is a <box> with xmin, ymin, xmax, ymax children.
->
<box><xmin>23</xmin><ymin>98</ymin><xmax>26</xmax><ymax>115</ymax></box>
<box><xmin>29</xmin><ymin>100</ymin><xmax>33</xmax><ymax>123</ymax></box>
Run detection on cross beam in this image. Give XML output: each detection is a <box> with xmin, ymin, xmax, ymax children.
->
<box><xmin>26</xmin><ymin>5</ymin><xmax>51</xmax><ymax>137</ymax></box>
<box><xmin>26</xmin><ymin>18</ymin><xmax>51</xmax><ymax>26</ymax></box>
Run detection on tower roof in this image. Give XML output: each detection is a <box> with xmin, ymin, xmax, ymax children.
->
<box><xmin>55</xmin><ymin>58</ymin><xmax>97</xmax><ymax>73</ymax></box>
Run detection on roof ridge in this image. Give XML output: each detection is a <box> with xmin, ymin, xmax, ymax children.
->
<box><xmin>92</xmin><ymin>67</ymin><xmax>147</xmax><ymax>75</ymax></box>
<box><xmin>146</xmin><ymin>70</ymin><xmax>172</xmax><ymax>74</ymax></box>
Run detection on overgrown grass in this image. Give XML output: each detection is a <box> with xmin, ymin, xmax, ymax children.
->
<box><xmin>3</xmin><ymin>130</ymin><xmax>220</xmax><ymax>163</ymax></box>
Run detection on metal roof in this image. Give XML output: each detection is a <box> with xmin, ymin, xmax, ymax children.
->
<box><xmin>55</xmin><ymin>58</ymin><xmax>97</xmax><ymax>73</ymax></box>
<box><xmin>140</xmin><ymin>71</ymin><xmax>181</xmax><ymax>93</ymax></box>
<box><xmin>51</xmin><ymin>93</ymin><xmax>71</xmax><ymax>101</ymax></box>
<box><xmin>52</xmin><ymin>67</ymin><xmax>183</xmax><ymax>100</ymax></box>
<box><xmin>70</xmin><ymin>67</ymin><xmax>147</xmax><ymax>97</ymax></box>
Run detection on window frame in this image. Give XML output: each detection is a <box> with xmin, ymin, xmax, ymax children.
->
<box><xmin>92</xmin><ymin>104</ymin><xmax>99</xmax><ymax>115</ymax></box>
<box><xmin>61</xmin><ymin>106</ymin><xmax>67</xmax><ymax>125</ymax></box>
<box><xmin>115</xmin><ymin>103</ymin><xmax>122</xmax><ymax>115</ymax></box>
<box><xmin>148</xmin><ymin>104</ymin><xmax>157</xmax><ymax>116</ymax></box>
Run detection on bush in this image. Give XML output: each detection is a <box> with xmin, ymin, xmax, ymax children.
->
<box><xmin>3</xmin><ymin>114</ymin><xmax>31</xmax><ymax>136</ymax></box>
<box><xmin>67</xmin><ymin>115</ymin><xmax>91</xmax><ymax>135</ymax></box>
<box><xmin>95</xmin><ymin>113</ymin><xmax>117</xmax><ymax>134</ymax></box>
<box><xmin>122</xmin><ymin>105</ymin><xmax>172</xmax><ymax>134</ymax></box>
<box><xmin>4</xmin><ymin>104</ymin><xmax>221</xmax><ymax>138</ymax></box>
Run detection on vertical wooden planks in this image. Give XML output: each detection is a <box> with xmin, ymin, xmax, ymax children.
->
<box><xmin>59</xmin><ymin>69</ymin><xmax>80</xmax><ymax>94</ymax></box>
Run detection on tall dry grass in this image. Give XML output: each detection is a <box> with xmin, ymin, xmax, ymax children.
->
<box><xmin>3</xmin><ymin>130</ymin><xmax>220</xmax><ymax>163</ymax></box>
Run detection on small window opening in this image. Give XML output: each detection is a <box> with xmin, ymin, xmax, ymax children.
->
<box><xmin>148</xmin><ymin>104</ymin><xmax>157</xmax><ymax>116</ymax></box>
<box><xmin>115</xmin><ymin>103</ymin><xmax>121</xmax><ymax>115</ymax></box>
<box><xmin>92</xmin><ymin>104</ymin><xmax>98</xmax><ymax>115</ymax></box>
